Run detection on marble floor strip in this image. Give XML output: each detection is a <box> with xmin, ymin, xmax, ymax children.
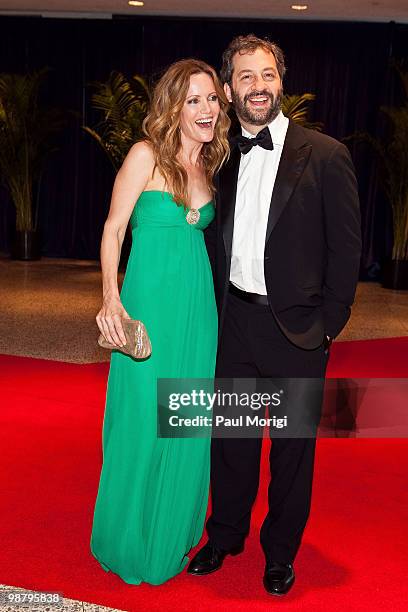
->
<box><xmin>0</xmin><ymin>255</ymin><xmax>407</xmax><ymax>363</ymax></box>
<box><xmin>0</xmin><ymin>584</ymin><xmax>125</xmax><ymax>612</ymax></box>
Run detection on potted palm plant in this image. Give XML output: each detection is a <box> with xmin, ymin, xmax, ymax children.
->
<box><xmin>344</xmin><ymin>61</ymin><xmax>408</xmax><ymax>289</ymax></box>
<box><xmin>0</xmin><ymin>67</ymin><xmax>66</xmax><ymax>260</ymax></box>
<box><xmin>282</xmin><ymin>93</ymin><xmax>323</xmax><ymax>131</ymax></box>
<box><xmin>83</xmin><ymin>70</ymin><xmax>150</xmax><ymax>268</ymax></box>
<box><xmin>83</xmin><ymin>70</ymin><xmax>150</xmax><ymax>172</ymax></box>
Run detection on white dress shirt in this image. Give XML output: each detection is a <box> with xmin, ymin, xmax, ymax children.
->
<box><xmin>230</xmin><ymin>110</ymin><xmax>289</xmax><ymax>294</ymax></box>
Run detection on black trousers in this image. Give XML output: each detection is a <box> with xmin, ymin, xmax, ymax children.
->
<box><xmin>206</xmin><ymin>290</ymin><xmax>329</xmax><ymax>564</ymax></box>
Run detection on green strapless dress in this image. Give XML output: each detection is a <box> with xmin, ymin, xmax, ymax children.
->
<box><xmin>90</xmin><ymin>191</ymin><xmax>217</xmax><ymax>585</ymax></box>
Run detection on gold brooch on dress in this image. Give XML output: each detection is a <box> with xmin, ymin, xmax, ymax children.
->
<box><xmin>186</xmin><ymin>208</ymin><xmax>200</xmax><ymax>225</ymax></box>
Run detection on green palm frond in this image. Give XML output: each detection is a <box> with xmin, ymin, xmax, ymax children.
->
<box><xmin>282</xmin><ymin>93</ymin><xmax>323</xmax><ymax>131</ymax></box>
<box><xmin>344</xmin><ymin>63</ymin><xmax>408</xmax><ymax>260</ymax></box>
<box><xmin>0</xmin><ymin>68</ymin><xmax>67</xmax><ymax>231</ymax></box>
<box><xmin>83</xmin><ymin>71</ymin><xmax>150</xmax><ymax>171</ymax></box>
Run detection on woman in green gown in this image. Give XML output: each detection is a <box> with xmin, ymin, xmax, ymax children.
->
<box><xmin>90</xmin><ymin>59</ymin><xmax>230</xmax><ymax>585</ymax></box>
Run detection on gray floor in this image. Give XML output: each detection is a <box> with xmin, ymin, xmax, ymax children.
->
<box><xmin>0</xmin><ymin>256</ymin><xmax>124</xmax><ymax>363</ymax></box>
<box><xmin>0</xmin><ymin>255</ymin><xmax>407</xmax><ymax>364</ymax></box>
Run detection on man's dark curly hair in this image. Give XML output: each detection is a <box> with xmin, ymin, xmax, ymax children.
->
<box><xmin>220</xmin><ymin>34</ymin><xmax>286</xmax><ymax>86</ymax></box>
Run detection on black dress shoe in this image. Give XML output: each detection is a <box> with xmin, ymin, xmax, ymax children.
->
<box><xmin>187</xmin><ymin>540</ymin><xmax>244</xmax><ymax>575</ymax></box>
<box><xmin>263</xmin><ymin>561</ymin><xmax>295</xmax><ymax>596</ymax></box>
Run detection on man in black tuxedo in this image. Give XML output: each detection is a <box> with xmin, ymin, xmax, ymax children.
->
<box><xmin>187</xmin><ymin>35</ymin><xmax>361</xmax><ymax>595</ymax></box>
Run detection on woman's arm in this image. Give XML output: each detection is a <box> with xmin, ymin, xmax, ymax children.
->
<box><xmin>96</xmin><ymin>141</ymin><xmax>155</xmax><ymax>347</ymax></box>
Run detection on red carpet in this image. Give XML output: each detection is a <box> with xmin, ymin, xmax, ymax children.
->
<box><xmin>0</xmin><ymin>337</ymin><xmax>407</xmax><ymax>611</ymax></box>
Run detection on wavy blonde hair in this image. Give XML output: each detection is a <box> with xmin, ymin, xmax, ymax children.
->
<box><xmin>142</xmin><ymin>59</ymin><xmax>230</xmax><ymax>207</ymax></box>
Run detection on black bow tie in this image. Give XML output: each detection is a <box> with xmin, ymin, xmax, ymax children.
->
<box><xmin>234</xmin><ymin>126</ymin><xmax>274</xmax><ymax>154</ymax></box>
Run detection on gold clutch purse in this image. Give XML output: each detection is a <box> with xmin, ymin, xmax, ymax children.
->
<box><xmin>98</xmin><ymin>318</ymin><xmax>152</xmax><ymax>359</ymax></box>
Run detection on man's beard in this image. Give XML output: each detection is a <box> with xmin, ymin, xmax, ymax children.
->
<box><xmin>231</xmin><ymin>87</ymin><xmax>283</xmax><ymax>126</ymax></box>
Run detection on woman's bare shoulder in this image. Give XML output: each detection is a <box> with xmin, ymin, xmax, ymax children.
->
<box><xmin>124</xmin><ymin>140</ymin><xmax>155</xmax><ymax>167</ymax></box>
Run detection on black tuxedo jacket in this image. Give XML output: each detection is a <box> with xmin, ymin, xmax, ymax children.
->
<box><xmin>205</xmin><ymin>119</ymin><xmax>362</xmax><ymax>350</ymax></box>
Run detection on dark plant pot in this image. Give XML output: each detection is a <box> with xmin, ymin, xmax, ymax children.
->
<box><xmin>10</xmin><ymin>229</ymin><xmax>41</xmax><ymax>261</ymax></box>
<box><xmin>382</xmin><ymin>259</ymin><xmax>408</xmax><ymax>290</ymax></box>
